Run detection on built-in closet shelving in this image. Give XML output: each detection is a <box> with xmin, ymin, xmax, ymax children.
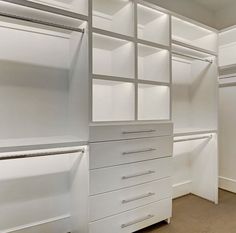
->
<box><xmin>90</xmin><ymin>0</ymin><xmax>171</xmax><ymax>122</ymax></box>
<box><xmin>171</xmin><ymin>15</ymin><xmax>219</xmax><ymax>204</ymax></box>
<box><xmin>0</xmin><ymin>1</ymin><xmax>89</xmax><ymax>233</ymax></box>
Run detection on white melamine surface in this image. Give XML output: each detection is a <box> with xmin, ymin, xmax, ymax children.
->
<box><xmin>138</xmin><ymin>4</ymin><xmax>169</xmax><ymax>45</ymax></box>
<box><xmin>93</xmin><ymin>0</ymin><xmax>134</xmax><ymax>36</ymax></box>
<box><xmin>93</xmin><ymin>33</ymin><xmax>134</xmax><ymax>78</ymax></box>
<box><xmin>93</xmin><ymin>79</ymin><xmax>134</xmax><ymax>122</ymax></box>
<box><xmin>138</xmin><ymin>44</ymin><xmax>170</xmax><ymax>83</ymax></box>
<box><xmin>138</xmin><ymin>84</ymin><xmax>170</xmax><ymax>120</ymax></box>
<box><xmin>172</xmin><ymin>16</ymin><xmax>217</xmax><ymax>53</ymax></box>
<box><xmin>0</xmin><ymin>147</ymin><xmax>88</xmax><ymax>233</ymax></box>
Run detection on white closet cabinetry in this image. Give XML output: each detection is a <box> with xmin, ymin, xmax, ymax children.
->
<box><xmin>89</xmin><ymin>123</ymin><xmax>173</xmax><ymax>233</ymax></box>
<box><xmin>172</xmin><ymin>18</ymin><xmax>218</xmax><ymax>204</ymax></box>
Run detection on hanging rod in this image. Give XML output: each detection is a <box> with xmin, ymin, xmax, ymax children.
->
<box><xmin>0</xmin><ymin>11</ymin><xmax>84</xmax><ymax>33</ymax></box>
<box><xmin>0</xmin><ymin>147</ymin><xmax>85</xmax><ymax>161</ymax></box>
<box><xmin>174</xmin><ymin>135</ymin><xmax>212</xmax><ymax>143</ymax></box>
<box><xmin>0</xmin><ymin>0</ymin><xmax>87</xmax><ymax>20</ymax></box>
<box><xmin>172</xmin><ymin>51</ymin><xmax>213</xmax><ymax>63</ymax></box>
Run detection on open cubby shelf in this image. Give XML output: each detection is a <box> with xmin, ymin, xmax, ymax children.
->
<box><xmin>92</xmin><ymin>0</ymin><xmax>134</xmax><ymax>36</ymax></box>
<box><xmin>172</xmin><ymin>16</ymin><xmax>217</xmax><ymax>54</ymax></box>
<box><xmin>137</xmin><ymin>4</ymin><xmax>169</xmax><ymax>45</ymax></box>
<box><xmin>92</xmin><ymin>33</ymin><xmax>134</xmax><ymax>78</ymax></box>
<box><xmin>138</xmin><ymin>84</ymin><xmax>170</xmax><ymax>121</ymax></box>
<box><xmin>138</xmin><ymin>43</ymin><xmax>170</xmax><ymax>83</ymax></box>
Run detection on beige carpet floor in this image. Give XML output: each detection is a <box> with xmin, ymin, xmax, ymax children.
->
<box><xmin>137</xmin><ymin>189</ymin><xmax>236</xmax><ymax>233</ymax></box>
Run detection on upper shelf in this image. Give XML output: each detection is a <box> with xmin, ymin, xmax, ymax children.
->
<box><xmin>172</xmin><ymin>16</ymin><xmax>218</xmax><ymax>54</ymax></box>
<box><xmin>137</xmin><ymin>4</ymin><xmax>169</xmax><ymax>46</ymax></box>
<box><xmin>93</xmin><ymin>0</ymin><xmax>134</xmax><ymax>36</ymax></box>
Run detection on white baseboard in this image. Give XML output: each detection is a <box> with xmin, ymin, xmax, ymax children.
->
<box><xmin>172</xmin><ymin>180</ymin><xmax>192</xmax><ymax>199</ymax></box>
<box><xmin>3</xmin><ymin>215</ymin><xmax>70</xmax><ymax>233</ymax></box>
<box><xmin>219</xmin><ymin>176</ymin><xmax>236</xmax><ymax>193</ymax></box>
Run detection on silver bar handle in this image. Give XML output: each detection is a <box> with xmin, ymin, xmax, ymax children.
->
<box><xmin>122</xmin><ymin>170</ymin><xmax>155</xmax><ymax>180</ymax></box>
<box><xmin>122</xmin><ymin>192</ymin><xmax>155</xmax><ymax>204</ymax></box>
<box><xmin>122</xmin><ymin>148</ymin><xmax>156</xmax><ymax>155</ymax></box>
<box><xmin>122</xmin><ymin>129</ymin><xmax>156</xmax><ymax>134</ymax></box>
<box><xmin>121</xmin><ymin>214</ymin><xmax>154</xmax><ymax>228</ymax></box>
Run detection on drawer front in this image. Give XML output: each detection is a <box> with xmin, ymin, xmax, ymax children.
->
<box><xmin>90</xmin><ymin>178</ymin><xmax>172</xmax><ymax>221</ymax></box>
<box><xmin>89</xmin><ymin>123</ymin><xmax>173</xmax><ymax>142</ymax></box>
<box><xmin>90</xmin><ymin>136</ymin><xmax>173</xmax><ymax>169</ymax></box>
<box><xmin>89</xmin><ymin>198</ymin><xmax>172</xmax><ymax>233</ymax></box>
<box><xmin>90</xmin><ymin>157</ymin><xmax>172</xmax><ymax>195</ymax></box>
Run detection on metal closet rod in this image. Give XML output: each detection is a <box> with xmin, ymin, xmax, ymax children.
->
<box><xmin>172</xmin><ymin>51</ymin><xmax>213</xmax><ymax>64</ymax></box>
<box><xmin>0</xmin><ymin>11</ymin><xmax>84</xmax><ymax>33</ymax></box>
<box><xmin>0</xmin><ymin>147</ymin><xmax>84</xmax><ymax>161</ymax></box>
<box><xmin>174</xmin><ymin>135</ymin><xmax>213</xmax><ymax>143</ymax></box>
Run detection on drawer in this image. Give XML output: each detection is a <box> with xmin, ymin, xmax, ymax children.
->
<box><xmin>90</xmin><ymin>157</ymin><xmax>172</xmax><ymax>195</ymax></box>
<box><xmin>89</xmin><ymin>198</ymin><xmax>172</xmax><ymax>233</ymax></box>
<box><xmin>90</xmin><ymin>178</ymin><xmax>172</xmax><ymax>221</ymax></box>
<box><xmin>90</xmin><ymin>136</ymin><xmax>172</xmax><ymax>169</ymax></box>
<box><xmin>89</xmin><ymin>123</ymin><xmax>173</xmax><ymax>142</ymax></box>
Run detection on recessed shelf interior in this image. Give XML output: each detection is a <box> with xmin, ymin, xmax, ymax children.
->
<box><xmin>93</xmin><ymin>79</ymin><xmax>135</xmax><ymax>122</ymax></box>
<box><xmin>93</xmin><ymin>33</ymin><xmax>134</xmax><ymax>78</ymax></box>
<box><xmin>138</xmin><ymin>84</ymin><xmax>170</xmax><ymax>120</ymax></box>
<box><xmin>138</xmin><ymin>4</ymin><xmax>169</xmax><ymax>45</ymax></box>
<box><xmin>172</xmin><ymin>16</ymin><xmax>217</xmax><ymax>53</ymax></box>
<box><xmin>0</xmin><ymin>19</ymin><xmax>88</xmax><ymax>146</ymax></box>
<box><xmin>219</xmin><ymin>28</ymin><xmax>236</xmax><ymax>67</ymax></box>
<box><xmin>138</xmin><ymin>44</ymin><xmax>170</xmax><ymax>83</ymax></box>
<box><xmin>0</xmin><ymin>149</ymin><xmax>87</xmax><ymax>232</ymax></box>
<box><xmin>93</xmin><ymin>0</ymin><xmax>134</xmax><ymax>36</ymax></box>
<box><xmin>172</xmin><ymin>45</ymin><xmax>217</xmax><ymax>133</ymax></box>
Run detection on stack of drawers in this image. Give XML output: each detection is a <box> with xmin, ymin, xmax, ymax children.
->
<box><xmin>89</xmin><ymin>123</ymin><xmax>173</xmax><ymax>233</ymax></box>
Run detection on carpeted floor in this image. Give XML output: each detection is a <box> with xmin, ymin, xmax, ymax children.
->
<box><xmin>137</xmin><ymin>189</ymin><xmax>236</xmax><ymax>233</ymax></box>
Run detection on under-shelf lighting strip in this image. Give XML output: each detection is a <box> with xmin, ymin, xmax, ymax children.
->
<box><xmin>172</xmin><ymin>51</ymin><xmax>213</xmax><ymax>63</ymax></box>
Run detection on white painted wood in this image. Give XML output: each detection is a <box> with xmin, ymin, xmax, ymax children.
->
<box><xmin>0</xmin><ymin>147</ymin><xmax>87</xmax><ymax>232</ymax></box>
<box><xmin>172</xmin><ymin>16</ymin><xmax>218</xmax><ymax>53</ymax></box>
<box><xmin>90</xmin><ymin>178</ymin><xmax>172</xmax><ymax>221</ymax></box>
<box><xmin>137</xmin><ymin>3</ymin><xmax>169</xmax><ymax>45</ymax></box>
<box><xmin>138</xmin><ymin>84</ymin><xmax>170</xmax><ymax>120</ymax></box>
<box><xmin>92</xmin><ymin>79</ymin><xmax>135</xmax><ymax>122</ymax></box>
<box><xmin>89</xmin><ymin>122</ymin><xmax>173</xmax><ymax>142</ymax></box>
<box><xmin>219</xmin><ymin>176</ymin><xmax>236</xmax><ymax>193</ymax></box>
<box><xmin>90</xmin><ymin>136</ymin><xmax>172</xmax><ymax>169</ymax></box>
<box><xmin>92</xmin><ymin>33</ymin><xmax>134</xmax><ymax>79</ymax></box>
<box><xmin>93</xmin><ymin>0</ymin><xmax>134</xmax><ymax>36</ymax></box>
<box><xmin>172</xmin><ymin>181</ymin><xmax>192</xmax><ymax>199</ymax></box>
<box><xmin>89</xmin><ymin>198</ymin><xmax>172</xmax><ymax>233</ymax></box>
<box><xmin>90</xmin><ymin>157</ymin><xmax>172</xmax><ymax>195</ymax></box>
<box><xmin>138</xmin><ymin>44</ymin><xmax>170</xmax><ymax>83</ymax></box>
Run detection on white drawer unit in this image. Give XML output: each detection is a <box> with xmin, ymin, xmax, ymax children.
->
<box><xmin>90</xmin><ymin>178</ymin><xmax>172</xmax><ymax>221</ymax></box>
<box><xmin>89</xmin><ymin>122</ymin><xmax>173</xmax><ymax>232</ymax></box>
<box><xmin>89</xmin><ymin>198</ymin><xmax>172</xmax><ymax>233</ymax></box>
<box><xmin>90</xmin><ymin>136</ymin><xmax>173</xmax><ymax>169</ymax></box>
<box><xmin>89</xmin><ymin>123</ymin><xmax>173</xmax><ymax>142</ymax></box>
<box><xmin>90</xmin><ymin>157</ymin><xmax>172</xmax><ymax>195</ymax></box>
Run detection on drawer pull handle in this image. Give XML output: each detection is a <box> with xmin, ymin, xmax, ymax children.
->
<box><xmin>122</xmin><ymin>170</ymin><xmax>155</xmax><ymax>180</ymax></box>
<box><xmin>121</xmin><ymin>214</ymin><xmax>154</xmax><ymax>228</ymax></box>
<box><xmin>122</xmin><ymin>192</ymin><xmax>155</xmax><ymax>204</ymax></box>
<box><xmin>122</xmin><ymin>148</ymin><xmax>156</xmax><ymax>155</ymax></box>
<box><xmin>122</xmin><ymin>129</ymin><xmax>156</xmax><ymax>134</ymax></box>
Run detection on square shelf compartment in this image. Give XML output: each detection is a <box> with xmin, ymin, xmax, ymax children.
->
<box><xmin>138</xmin><ymin>84</ymin><xmax>170</xmax><ymax>120</ymax></box>
<box><xmin>93</xmin><ymin>79</ymin><xmax>135</xmax><ymax>122</ymax></box>
<box><xmin>137</xmin><ymin>4</ymin><xmax>169</xmax><ymax>46</ymax></box>
<box><xmin>138</xmin><ymin>44</ymin><xmax>170</xmax><ymax>83</ymax></box>
<box><xmin>93</xmin><ymin>33</ymin><xmax>134</xmax><ymax>78</ymax></box>
<box><xmin>93</xmin><ymin>0</ymin><xmax>134</xmax><ymax>36</ymax></box>
<box><xmin>172</xmin><ymin>16</ymin><xmax>217</xmax><ymax>53</ymax></box>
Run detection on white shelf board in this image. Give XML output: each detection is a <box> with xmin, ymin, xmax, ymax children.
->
<box><xmin>174</xmin><ymin>128</ymin><xmax>217</xmax><ymax>137</ymax></box>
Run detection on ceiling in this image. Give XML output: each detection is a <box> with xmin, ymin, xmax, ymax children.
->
<box><xmin>193</xmin><ymin>0</ymin><xmax>235</xmax><ymax>12</ymax></box>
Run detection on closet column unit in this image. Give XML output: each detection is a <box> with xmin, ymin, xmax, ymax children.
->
<box><xmin>171</xmin><ymin>15</ymin><xmax>219</xmax><ymax>203</ymax></box>
<box><xmin>0</xmin><ymin>1</ymin><xmax>89</xmax><ymax>233</ymax></box>
<box><xmin>218</xmin><ymin>27</ymin><xmax>236</xmax><ymax>193</ymax></box>
<box><xmin>89</xmin><ymin>0</ymin><xmax>173</xmax><ymax>232</ymax></box>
